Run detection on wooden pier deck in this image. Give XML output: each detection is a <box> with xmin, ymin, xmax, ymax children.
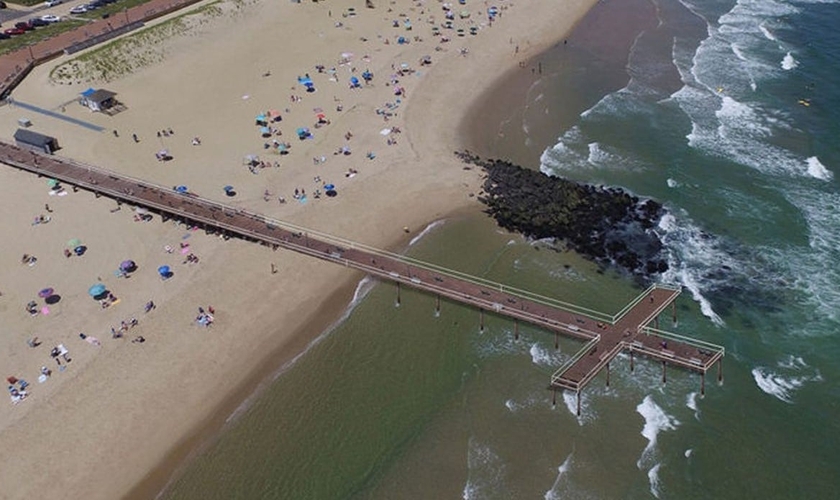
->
<box><xmin>0</xmin><ymin>142</ymin><xmax>724</xmax><ymax>403</ymax></box>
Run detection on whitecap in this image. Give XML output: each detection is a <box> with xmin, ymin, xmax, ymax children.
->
<box><xmin>530</xmin><ymin>343</ymin><xmax>563</xmax><ymax>367</ymax></box>
<box><xmin>544</xmin><ymin>452</ymin><xmax>574</xmax><ymax>500</ymax></box>
<box><xmin>462</xmin><ymin>438</ymin><xmax>506</xmax><ymax>500</ymax></box>
<box><xmin>636</xmin><ymin>395</ymin><xmax>679</xmax><ymax>469</ymax></box>
<box><xmin>806</xmin><ymin>157</ymin><xmax>832</xmax><ymax>180</ymax></box>
<box><xmin>751</xmin><ymin>367</ymin><xmax>803</xmax><ymax>403</ymax></box>
<box><xmin>686</xmin><ymin>391</ymin><xmax>701</xmax><ymax>420</ymax></box>
<box><xmin>752</xmin><ymin>356</ymin><xmax>822</xmax><ymax>403</ymax></box>
<box><xmin>781</xmin><ymin>52</ymin><xmax>798</xmax><ymax>70</ymax></box>
<box><xmin>409</xmin><ymin>219</ymin><xmax>445</xmax><ymax>246</ymax></box>
<box><xmin>562</xmin><ymin>390</ymin><xmax>596</xmax><ymax>426</ymax></box>
<box><xmin>648</xmin><ymin>463</ymin><xmax>663</xmax><ymax>498</ymax></box>
<box><xmin>685</xmin><ymin>448</ymin><xmax>693</xmax><ymax>458</ymax></box>
<box><xmin>666</xmin><ymin>178</ymin><xmax>680</xmax><ymax>188</ymax></box>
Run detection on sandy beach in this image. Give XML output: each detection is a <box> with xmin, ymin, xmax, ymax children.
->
<box><xmin>0</xmin><ymin>0</ymin><xmax>598</xmax><ymax>498</ymax></box>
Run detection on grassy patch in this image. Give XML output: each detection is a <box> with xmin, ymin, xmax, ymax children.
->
<box><xmin>49</xmin><ymin>2</ymin><xmax>225</xmax><ymax>84</ymax></box>
<box><xmin>0</xmin><ymin>20</ymin><xmax>88</xmax><ymax>57</ymax></box>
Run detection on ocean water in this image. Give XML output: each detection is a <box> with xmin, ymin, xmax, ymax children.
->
<box><xmin>163</xmin><ymin>0</ymin><xmax>840</xmax><ymax>498</ymax></box>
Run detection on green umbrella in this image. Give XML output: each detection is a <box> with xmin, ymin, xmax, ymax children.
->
<box><xmin>67</xmin><ymin>238</ymin><xmax>82</xmax><ymax>248</ymax></box>
<box><xmin>46</xmin><ymin>179</ymin><xmax>59</xmax><ymax>188</ymax></box>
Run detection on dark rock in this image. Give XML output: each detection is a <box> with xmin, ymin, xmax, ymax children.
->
<box><xmin>456</xmin><ymin>151</ymin><xmax>669</xmax><ymax>281</ymax></box>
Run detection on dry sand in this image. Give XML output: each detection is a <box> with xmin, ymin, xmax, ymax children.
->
<box><xmin>0</xmin><ymin>0</ymin><xmax>598</xmax><ymax>498</ymax></box>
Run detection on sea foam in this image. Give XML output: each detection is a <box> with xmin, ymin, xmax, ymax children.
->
<box><xmin>781</xmin><ymin>52</ymin><xmax>799</xmax><ymax>70</ymax></box>
<box><xmin>544</xmin><ymin>452</ymin><xmax>574</xmax><ymax>500</ymax></box>
<box><xmin>806</xmin><ymin>157</ymin><xmax>832</xmax><ymax>180</ymax></box>
<box><xmin>636</xmin><ymin>395</ymin><xmax>679</xmax><ymax>469</ymax></box>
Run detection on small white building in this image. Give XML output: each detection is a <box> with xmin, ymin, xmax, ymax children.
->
<box><xmin>79</xmin><ymin>88</ymin><xmax>117</xmax><ymax>112</ymax></box>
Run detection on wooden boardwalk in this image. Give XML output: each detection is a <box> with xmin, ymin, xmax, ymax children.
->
<box><xmin>0</xmin><ymin>142</ymin><xmax>724</xmax><ymax>408</ymax></box>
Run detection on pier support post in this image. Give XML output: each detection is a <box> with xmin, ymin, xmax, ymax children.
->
<box><xmin>606</xmin><ymin>362</ymin><xmax>610</xmax><ymax>387</ymax></box>
<box><xmin>672</xmin><ymin>301</ymin><xmax>677</xmax><ymax>325</ymax></box>
<box><xmin>654</xmin><ymin>316</ymin><xmax>659</xmax><ymax>329</ymax></box>
<box><xmin>479</xmin><ymin>308</ymin><xmax>484</xmax><ymax>333</ymax></box>
<box><xmin>395</xmin><ymin>282</ymin><xmax>401</xmax><ymax>307</ymax></box>
<box><xmin>700</xmin><ymin>371</ymin><xmax>705</xmax><ymax>396</ymax></box>
<box><xmin>435</xmin><ymin>294</ymin><xmax>440</xmax><ymax>316</ymax></box>
<box><xmin>662</xmin><ymin>361</ymin><xmax>667</xmax><ymax>384</ymax></box>
<box><xmin>552</xmin><ymin>388</ymin><xmax>556</xmax><ymax>407</ymax></box>
<box><xmin>576</xmin><ymin>390</ymin><xmax>581</xmax><ymax>417</ymax></box>
<box><xmin>630</xmin><ymin>350</ymin><xmax>634</xmax><ymax>372</ymax></box>
<box><xmin>555</xmin><ymin>331</ymin><xmax>559</xmax><ymax>350</ymax></box>
<box><xmin>718</xmin><ymin>358</ymin><xmax>723</xmax><ymax>384</ymax></box>
<box><xmin>514</xmin><ymin>318</ymin><xmax>519</xmax><ymax>340</ymax></box>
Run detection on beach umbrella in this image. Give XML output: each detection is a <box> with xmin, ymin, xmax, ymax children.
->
<box><xmin>324</xmin><ymin>183</ymin><xmax>335</xmax><ymax>191</ymax></box>
<box><xmin>88</xmin><ymin>283</ymin><xmax>106</xmax><ymax>297</ymax></box>
<box><xmin>256</xmin><ymin>114</ymin><xmax>267</xmax><ymax>123</ymax></box>
<box><xmin>157</xmin><ymin>265</ymin><xmax>171</xmax><ymax>276</ymax></box>
<box><xmin>276</xmin><ymin>143</ymin><xmax>287</xmax><ymax>153</ymax></box>
<box><xmin>120</xmin><ymin>260</ymin><xmax>136</xmax><ymax>272</ymax></box>
<box><xmin>223</xmin><ymin>185</ymin><xmax>236</xmax><ymax>197</ymax></box>
<box><xmin>38</xmin><ymin>287</ymin><xmax>54</xmax><ymax>298</ymax></box>
<box><xmin>46</xmin><ymin>179</ymin><xmax>59</xmax><ymax>188</ymax></box>
<box><xmin>175</xmin><ymin>185</ymin><xmax>188</xmax><ymax>194</ymax></box>
<box><xmin>67</xmin><ymin>238</ymin><xmax>82</xmax><ymax>248</ymax></box>
<box><xmin>260</xmin><ymin>126</ymin><xmax>272</xmax><ymax>136</ymax></box>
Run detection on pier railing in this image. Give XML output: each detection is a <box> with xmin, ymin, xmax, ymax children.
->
<box><xmin>1</xmin><ymin>145</ymin><xmax>727</xmax><ymax>399</ymax></box>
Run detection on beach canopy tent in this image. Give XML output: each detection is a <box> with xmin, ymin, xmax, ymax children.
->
<box><xmin>88</xmin><ymin>283</ymin><xmax>107</xmax><ymax>297</ymax></box>
<box><xmin>158</xmin><ymin>265</ymin><xmax>173</xmax><ymax>280</ymax></box>
<box><xmin>14</xmin><ymin>128</ymin><xmax>59</xmax><ymax>154</ymax></box>
<box><xmin>79</xmin><ymin>88</ymin><xmax>118</xmax><ymax>112</ymax></box>
<box><xmin>120</xmin><ymin>260</ymin><xmax>137</xmax><ymax>272</ymax></box>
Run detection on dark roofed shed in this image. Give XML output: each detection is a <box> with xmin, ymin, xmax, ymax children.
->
<box><xmin>14</xmin><ymin>129</ymin><xmax>59</xmax><ymax>154</ymax></box>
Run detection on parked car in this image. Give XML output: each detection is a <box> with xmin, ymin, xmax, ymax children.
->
<box><xmin>0</xmin><ymin>1</ymin><xmax>8</xmax><ymax>9</ymax></box>
<box><xmin>69</xmin><ymin>5</ymin><xmax>87</xmax><ymax>13</ymax></box>
<box><xmin>45</xmin><ymin>0</ymin><xmax>63</xmax><ymax>6</ymax></box>
<box><xmin>14</xmin><ymin>21</ymin><xmax>35</xmax><ymax>31</ymax></box>
<box><xmin>4</xmin><ymin>27</ymin><xmax>26</xmax><ymax>36</ymax></box>
<box><xmin>28</xmin><ymin>18</ymin><xmax>50</xmax><ymax>27</ymax></box>
<box><xmin>84</xmin><ymin>2</ymin><xmax>99</xmax><ymax>10</ymax></box>
<box><xmin>40</xmin><ymin>14</ymin><xmax>62</xmax><ymax>23</ymax></box>
<box><xmin>0</xmin><ymin>32</ymin><xmax>10</xmax><ymax>40</ymax></box>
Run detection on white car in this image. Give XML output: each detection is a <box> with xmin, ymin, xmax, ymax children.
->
<box><xmin>40</xmin><ymin>14</ymin><xmax>61</xmax><ymax>22</ymax></box>
<box><xmin>69</xmin><ymin>4</ymin><xmax>87</xmax><ymax>13</ymax></box>
<box><xmin>44</xmin><ymin>0</ymin><xmax>62</xmax><ymax>6</ymax></box>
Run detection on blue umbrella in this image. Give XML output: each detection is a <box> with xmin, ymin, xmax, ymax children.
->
<box><xmin>260</xmin><ymin>126</ymin><xmax>271</xmax><ymax>136</ymax></box>
<box><xmin>350</xmin><ymin>76</ymin><xmax>360</xmax><ymax>87</ymax></box>
<box><xmin>88</xmin><ymin>283</ymin><xmax>106</xmax><ymax>297</ymax></box>
<box><xmin>223</xmin><ymin>185</ymin><xmax>234</xmax><ymax>192</ymax></box>
<box><xmin>157</xmin><ymin>265</ymin><xmax>171</xmax><ymax>276</ymax></box>
<box><xmin>175</xmin><ymin>185</ymin><xmax>188</xmax><ymax>193</ymax></box>
<box><xmin>256</xmin><ymin>114</ymin><xmax>267</xmax><ymax>122</ymax></box>
<box><xmin>324</xmin><ymin>183</ymin><xmax>335</xmax><ymax>191</ymax></box>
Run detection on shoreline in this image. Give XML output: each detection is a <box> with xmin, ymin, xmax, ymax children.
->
<box><xmin>0</xmin><ymin>1</ymin><xmax>600</xmax><ymax>498</ymax></box>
